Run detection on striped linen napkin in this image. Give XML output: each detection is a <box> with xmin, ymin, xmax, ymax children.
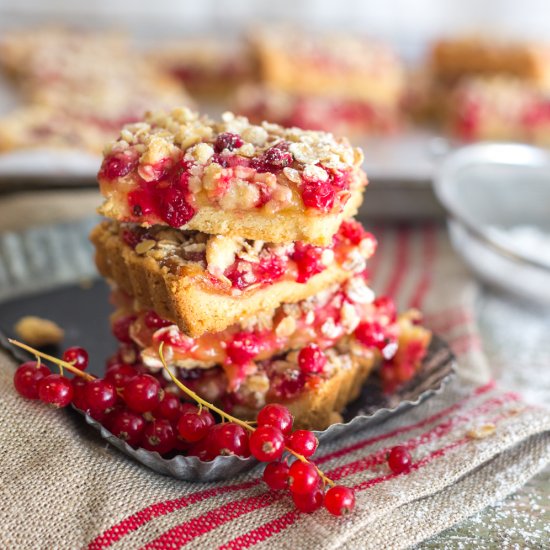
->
<box><xmin>1</xmin><ymin>222</ymin><xmax>549</xmax><ymax>549</ymax></box>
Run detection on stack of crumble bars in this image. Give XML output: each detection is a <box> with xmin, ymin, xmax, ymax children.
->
<box><xmin>91</xmin><ymin>108</ymin><xmax>430</xmax><ymax>430</ymax></box>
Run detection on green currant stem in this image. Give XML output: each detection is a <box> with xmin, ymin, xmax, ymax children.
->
<box><xmin>9</xmin><ymin>339</ymin><xmax>96</xmax><ymax>381</ymax></box>
<box><xmin>159</xmin><ymin>344</ymin><xmax>334</xmax><ymax>487</ymax></box>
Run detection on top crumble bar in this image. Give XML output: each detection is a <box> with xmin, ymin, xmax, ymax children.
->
<box><xmin>97</xmin><ymin>108</ymin><xmax>367</xmax><ymax>246</ymax></box>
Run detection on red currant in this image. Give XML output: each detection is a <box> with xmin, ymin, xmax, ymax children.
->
<box><xmin>249</xmin><ymin>426</ymin><xmax>285</xmax><ymax>462</ymax></box>
<box><xmin>180</xmin><ymin>402</ymin><xmax>199</xmax><ymax>415</ymax></box>
<box><xmin>263</xmin><ymin>461</ymin><xmax>290</xmax><ymax>490</ymax></box>
<box><xmin>105</xmin><ymin>363</ymin><xmax>137</xmax><ymax>389</ymax></box>
<box><xmin>324</xmin><ymin>486</ymin><xmax>356</xmax><ymax>516</ymax></box>
<box><xmin>214</xmin><ymin>132</ymin><xmax>244</xmax><ymax>153</ymax></box>
<box><xmin>112</xmin><ymin>315</ymin><xmax>136</xmax><ymax>344</ymax></box>
<box><xmin>373</xmin><ymin>296</ymin><xmax>397</xmax><ymax>323</ymax></box>
<box><xmin>72</xmin><ymin>378</ymin><xmax>88</xmax><ymax>410</ymax></box>
<box><xmin>354</xmin><ymin>321</ymin><xmax>387</xmax><ymax>350</ymax></box>
<box><xmin>141</xmin><ymin>419</ymin><xmax>176</xmax><ymax>455</ymax></box>
<box><xmin>84</xmin><ymin>379</ymin><xmax>117</xmax><ymax>416</ymax></box>
<box><xmin>287</xmin><ymin>430</ymin><xmax>318</xmax><ymax>458</ymax></box>
<box><xmin>291</xmin><ymin>243</ymin><xmax>324</xmax><ymax>283</ymax></box>
<box><xmin>144</xmin><ymin>310</ymin><xmax>172</xmax><ymax>330</ymax></box>
<box><xmin>198</xmin><ymin>408</ymin><xmax>215</xmax><ymax>429</ymax></box>
<box><xmin>288</xmin><ymin>461</ymin><xmax>319</xmax><ymax>495</ymax></box>
<box><xmin>177</xmin><ymin>411</ymin><xmax>209</xmax><ymax>442</ymax></box>
<box><xmin>38</xmin><ymin>374</ymin><xmax>74</xmax><ymax>408</ymax></box>
<box><xmin>187</xmin><ymin>437</ymin><xmax>214</xmax><ymax>461</ymax></box>
<box><xmin>62</xmin><ymin>346</ymin><xmax>89</xmax><ymax>371</ymax></box>
<box><xmin>301</xmin><ymin>181</ymin><xmax>335</xmax><ymax>212</ymax></box>
<box><xmin>340</xmin><ymin>219</ymin><xmax>368</xmax><ymax>245</ymax></box>
<box><xmin>225</xmin><ymin>332</ymin><xmax>260</xmax><ymax>366</ymax></box>
<box><xmin>13</xmin><ymin>361</ymin><xmax>50</xmax><ymax>399</ymax></box>
<box><xmin>153</xmin><ymin>392</ymin><xmax>182</xmax><ymax>423</ymax></box>
<box><xmin>158</xmin><ymin>187</ymin><xmax>195</xmax><ymax>228</ymax></box>
<box><xmin>205</xmin><ymin>422</ymin><xmax>250</xmax><ymax>458</ymax></box>
<box><xmin>387</xmin><ymin>445</ymin><xmax>412</xmax><ymax>474</ymax></box>
<box><xmin>298</xmin><ymin>344</ymin><xmax>327</xmax><ymax>375</ymax></box>
<box><xmin>257</xmin><ymin>404</ymin><xmax>293</xmax><ymax>435</ymax></box>
<box><xmin>123</xmin><ymin>374</ymin><xmax>163</xmax><ymax>413</ymax></box>
<box><xmin>293</xmin><ymin>486</ymin><xmax>325</xmax><ymax>514</ymax></box>
<box><xmin>100</xmin><ymin>151</ymin><xmax>137</xmax><ymax>180</ymax></box>
<box><xmin>108</xmin><ymin>409</ymin><xmax>145</xmax><ymax>447</ymax></box>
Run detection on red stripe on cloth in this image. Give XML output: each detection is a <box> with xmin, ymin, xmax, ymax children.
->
<box><xmin>316</xmin><ymin>380</ymin><xmax>494</xmax><ymax>466</ymax></box>
<box><xmin>142</xmin><ymin>493</ymin><xmax>286</xmax><ymax>549</ymax></box>
<box><xmin>86</xmin><ymin>481</ymin><xmax>258</xmax><ymax>550</ymax></box>
<box><xmin>450</xmin><ymin>333</ymin><xmax>483</xmax><ymax>355</ymax></box>
<box><xmin>218</xmin><ymin>511</ymin><xmax>300</xmax><ymax>550</ymax></box>
<box><xmin>354</xmin><ymin>438</ymin><xmax>468</xmax><ymax>491</ymax></box>
<box><xmin>423</xmin><ymin>306</ymin><xmax>472</xmax><ymax>324</ymax></box>
<box><xmin>219</xmin><ymin>392</ymin><xmax>515</xmax><ymax>549</ymax></box>
<box><xmin>409</xmin><ymin>224</ymin><xmax>437</xmax><ymax>310</ymax></box>
<box><xmin>150</xmin><ymin>391</ymin><xmax>514</xmax><ymax>549</ymax></box>
<box><xmin>382</xmin><ymin>226</ymin><xmax>411</xmax><ymax>299</ymax></box>
<box><xmin>354</xmin><ymin>405</ymin><xmax>519</xmax><ymax>492</ymax></box>
<box><xmin>326</xmin><ymin>393</ymin><xmax>518</xmax><ymax>482</ymax></box>
<box><xmin>427</xmin><ymin>312</ymin><xmax>474</xmax><ymax>336</ymax></box>
<box><xmin>89</xmin><ymin>382</ymin><xmax>496</xmax><ymax>548</ymax></box>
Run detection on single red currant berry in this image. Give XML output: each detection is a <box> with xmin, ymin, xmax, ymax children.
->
<box><xmin>158</xmin><ymin>187</ymin><xmax>195</xmax><ymax>228</ymax></box>
<box><xmin>105</xmin><ymin>363</ymin><xmax>137</xmax><ymax>389</ymax></box>
<box><xmin>225</xmin><ymin>332</ymin><xmax>260</xmax><ymax>366</ymax></box>
<box><xmin>84</xmin><ymin>379</ymin><xmax>117</xmax><ymax>416</ymax></box>
<box><xmin>214</xmin><ymin>132</ymin><xmax>244</xmax><ymax>153</ymax></box>
<box><xmin>188</xmin><ymin>436</ymin><xmax>215</xmax><ymax>461</ymax></box>
<box><xmin>141</xmin><ymin>419</ymin><xmax>176</xmax><ymax>455</ymax></box>
<box><xmin>324</xmin><ymin>486</ymin><xmax>356</xmax><ymax>516</ymax></box>
<box><xmin>301</xmin><ymin>181</ymin><xmax>335</xmax><ymax>212</ymax></box>
<box><xmin>198</xmin><ymin>408</ymin><xmax>215</xmax><ymax>430</ymax></box>
<box><xmin>62</xmin><ymin>346</ymin><xmax>89</xmax><ymax>371</ymax></box>
<box><xmin>293</xmin><ymin>486</ymin><xmax>325</xmax><ymax>514</ymax></box>
<box><xmin>153</xmin><ymin>392</ymin><xmax>181</xmax><ymax>423</ymax></box>
<box><xmin>123</xmin><ymin>374</ymin><xmax>163</xmax><ymax>413</ymax></box>
<box><xmin>38</xmin><ymin>374</ymin><xmax>74</xmax><ymax>408</ymax></box>
<box><xmin>206</xmin><ymin>422</ymin><xmax>250</xmax><ymax>458</ymax></box>
<box><xmin>287</xmin><ymin>430</ymin><xmax>318</xmax><ymax>458</ymax></box>
<box><xmin>298</xmin><ymin>343</ymin><xmax>327</xmax><ymax>375</ymax></box>
<box><xmin>263</xmin><ymin>461</ymin><xmax>290</xmax><ymax>490</ymax></box>
<box><xmin>143</xmin><ymin>310</ymin><xmax>172</xmax><ymax>330</ymax></box>
<box><xmin>13</xmin><ymin>361</ymin><xmax>50</xmax><ymax>399</ymax></box>
<box><xmin>257</xmin><ymin>404</ymin><xmax>293</xmax><ymax>435</ymax></box>
<box><xmin>288</xmin><ymin>461</ymin><xmax>320</xmax><ymax>495</ymax></box>
<box><xmin>180</xmin><ymin>402</ymin><xmax>199</xmax><ymax>415</ymax></box>
<box><xmin>71</xmin><ymin>378</ymin><xmax>89</xmax><ymax>410</ymax></box>
<box><xmin>387</xmin><ymin>445</ymin><xmax>412</xmax><ymax>474</ymax></box>
<box><xmin>249</xmin><ymin>426</ymin><xmax>285</xmax><ymax>462</ymax></box>
<box><xmin>177</xmin><ymin>412</ymin><xmax>209</xmax><ymax>442</ymax></box>
<box><xmin>373</xmin><ymin>296</ymin><xmax>397</xmax><ymax>323</ymax></box>
<box><xmin>112</xmin><ymin>315</ymin><xmax>136</xmax><ymax>344</ymax></box>
<box><xmin>354</xmin><ymin>321</ymin><xmax>387</xmax><ymax>350</ymax></box>
<box><xmin>109</xmin><ymin>409</ymin><xmax>145</xmax><ymax>447</ymax></box>
<box><xmin>263</xmin><ymin>142</ymin><xmax>292</xmax><ymax>168</ymax></box>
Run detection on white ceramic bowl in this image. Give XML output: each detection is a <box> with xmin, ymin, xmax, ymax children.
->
<box><xmin>434</xmin><ymin>143</ymin><xmax>550</xmax><ymax>306</ymax></box>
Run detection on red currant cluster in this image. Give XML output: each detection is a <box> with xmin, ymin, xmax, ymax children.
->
<box><xmin>10</xmin><ymin>339</ymin><xmax>357</xmax><ymax>517</ymax></box>
<box><xmin>254</xmin><ymin>403</ymin><xmax>355</xmax><ymax>516</ymax></box>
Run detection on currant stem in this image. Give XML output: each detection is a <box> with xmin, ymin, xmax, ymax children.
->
<box><xmin>158</xmin><ymin>344</ymin><xmax>335</xmax><ymax>487</ymax></box>
<box><xmin>9</xmin><ymin>339</ymin><xmax>96</xmax><ymax>381</ymax></box>
<box><xmin>159</xmin><ymin>343</ymin><xmax>255</xmax><ymax>434</ymax></box>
